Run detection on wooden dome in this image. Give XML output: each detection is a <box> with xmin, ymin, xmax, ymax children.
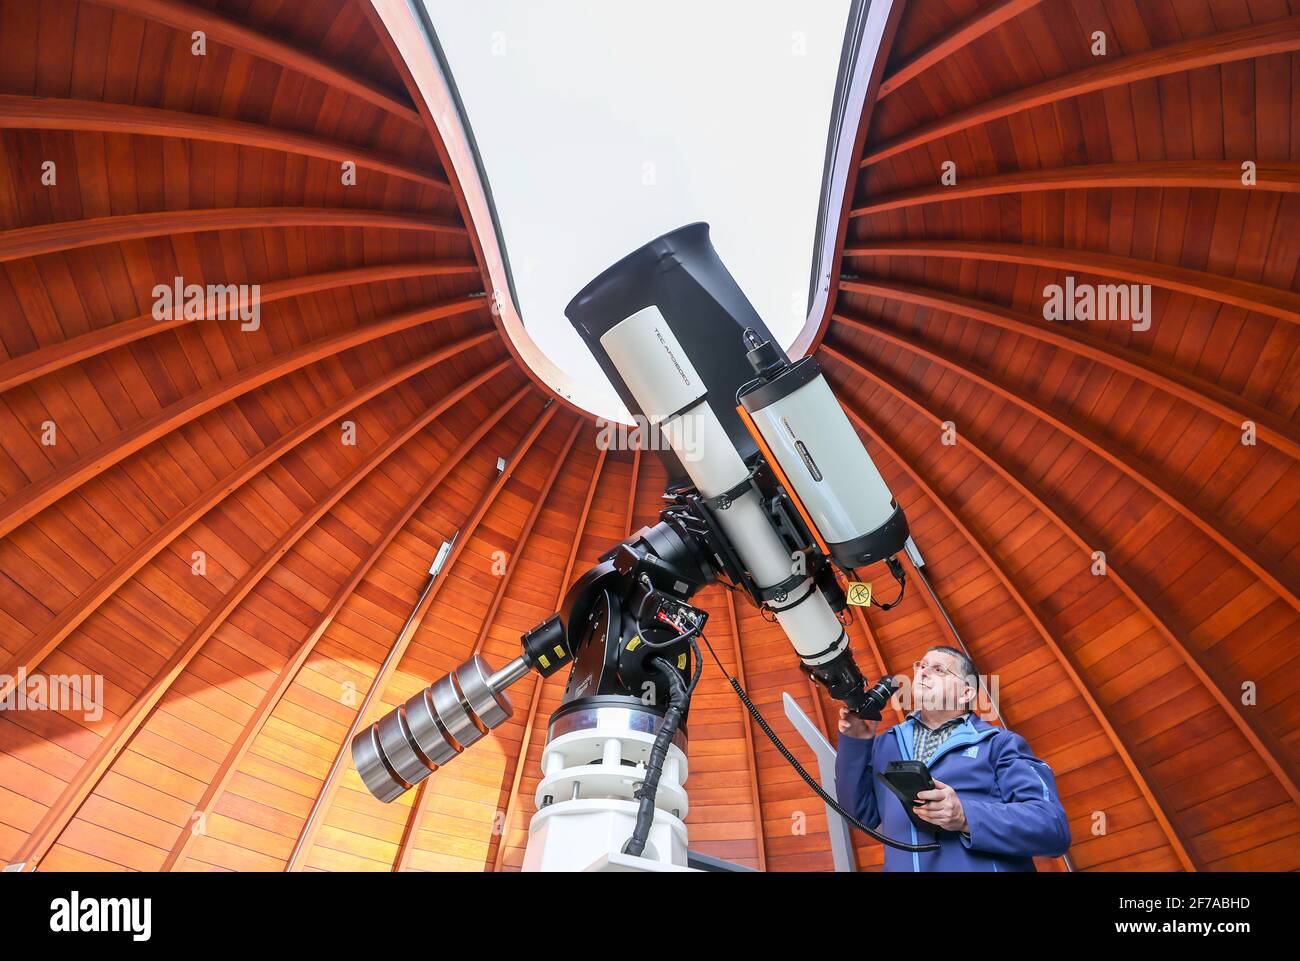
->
<box><xmin>0</xmin><ymin>0</ymin><xmax>1296</xmax><ymax>872</ymax></box>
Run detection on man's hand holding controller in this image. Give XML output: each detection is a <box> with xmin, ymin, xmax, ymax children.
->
<box><xmin>838</xmin><ymin>706</ymin><xmax>877</xmax><ymax>739</ymax></box>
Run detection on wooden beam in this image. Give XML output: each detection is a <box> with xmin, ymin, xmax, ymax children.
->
<box><xmin>392</xmin><ymin>416</ymin><xmax>584</xmax><ymax>871</ymax></box>
<box><xmin>466</xmin><ymin>419</ymin><xmax>585</xmax><ymax>663</ymax></box>
<box><xmin>158</xmin><ymin>382</ymin><xmax>523</xmax><ymax>872</ymax></box>
<box><xmin>837</xmin><ymin>277</ymin><xmax>1300</xmax><ymax>462</ymax></box>
<box><xmin>851</xmin><ymin>161</ymin><xmax>1300</xmax><ymax>216</ymax></box>
<box><xmin>905</xmin><ymin>553</ymin><xmax>967</xmax><ymax>655</ymax></box>
<box><xmin>821</xmin><ymin>340</ymin><xmax>1300</xmax><ymax>813</ymax></box>
<box><xmin>843</xmin><ymin>241</ymin><xmax>1300</xmax><ymax>324</ymax></box>
<box><xmin>0</xmin><ymin>261</ymin><xmax>479</xmax><ymax>394</ymax></box>
<box><xmin>0</xmin><ymin>207</ymin><xmax>463</xmax><ymax>263</ymax></box>
<box><xmin>723</xmin><ymin>589</ymin><xmax>767</xmax><ymax>872</ymax></box>
<box><xmin>0</xmin><ymin>342</ymin><xmax>506</xmax><ymax>698</ymax></box>
<box><xmin>861</xmin><ymin>16</ymin><xmax>1300</xmax><ymax>166</ymax></box>
<box><xmin>84</xmin><ymin>0</ymin><xmax>423</xmax><ymax>126</ymax></box>
<box><xmin>285</xmin><ymin>399</ymin><xmax>559</xmax><ymax>871</ymax></box>
<box><xmin>12</xmin><ymin>373</ymin><xmax>527</xmax><ymax>871</ymax></box>
<box><xmin>625</xmin><ymin>442</ymin><xmax>642</xmax><ymax>537</ymax></box>
<box><xmin>0</xmin><ymin>95</ymin><xmax>449</xmax><ymax>190</ymax></box>
<box><xmin>830</xmin><ymin>315</ymin><xmax>1300</xmax><ymax>613</ymax></box>
<box><xmin>490</xmin><ymin>443</ymin><xmax>608</xmax><ymax>871</ymax></box>
<box><xmin>0</xmin><ymin>299</ymin><xmax>490</xmax><ymax>541</ymax></box>
<box><xmin>821</xmin><ymin>371</ymin><xmax>1201</xmax><ymax>870</ymax></box>
<box><xmin>876</xmin><ymin>0</ymin><xmax>1047</xmax><ymax>98</ymax></box>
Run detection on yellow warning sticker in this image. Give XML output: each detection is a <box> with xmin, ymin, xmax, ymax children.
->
<box><xmin>553</xmin><ymin>645</ymin><xmax>566</xmax><ymax>660</ymax></box>
<box><xmin>677</xmin><ymin>653</ymin><xmax>687</xmax><ymax>670</ymax></box>
<box><xmin>626</xmin><ymin>636</ymin><xmax>641</xmax><ymax>652</ymax></box>
<box><xmin>846</xmin><ymin>581</ymin><xmax>873</xmax><ymax>607</ymax></box>
<box><xmin>538</xmin><ymin>654</ymin><xmax>551</xmax><ymax>669</ymax></box>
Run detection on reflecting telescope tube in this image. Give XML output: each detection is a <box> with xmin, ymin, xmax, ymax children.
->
<box><xmin>565</xmin><ymin>223</ymin><xmax>908</xmax><ymax>673</ymax></box>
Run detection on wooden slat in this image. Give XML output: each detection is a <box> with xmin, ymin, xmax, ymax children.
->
<box><xmin>876</xmin><ymin>0</ymin><xmax>1047</xmax><ymax>98</ymax></box>
<box><xmin>0</xmin><ymin>95</ymin><xmax>449</xmax><ymax>190</ymax></box>
<box><xmin>159</xmin><ymin>379</ymin><xmax>523</xmax><ymax>871</ymax></box>
<box><xmin>837</xmin><ymin>278</ymin><xmax>1300</xmax><ymax>462</ymax></box>
<box><xmin>625</xmin><ymin>443</ymin><xmax>641</xmax><ymax>537</ymax></box>
<box><xmin>285</xmin><ymin>398</ymin><xmax>558</xmax><ymax>870</ymax></box>
<box><xmin>0</xmin><ymin>301</ymin><xmax>491</xmax><ymax>540</ymax></box>
<box><xmin>0</xmin><ymin>342</ymin><xmax>507</xmax><ymax>696</ymax></box>
<box><xmin>844</xmin><ymin>242</ymin><xmax>1300</xmax><ymax>324</ymax></box>
<box><xmin>14</xmin><ymin>369</ymin><xmax>523</xmax><ymax>870</ymax></box>
<box><xmin>862</xmin><ymin>16</ymin><xmax>1300</xmax><ymax>166</ymax></box>
<box><xmin>0</xmin><ymin>208</ymin><xmax>463</xmax><ymax>263</ymax></box>
<box><xmin>0</xmin><ymin>261</ymin><xmax>479</xmax><ymax>394</ymax></box>
<box><xmin>723</xmin><ymin>590</ymin><xmax>767</xmax><ymax>872</ymax></box>
<box><xmin>851</xmin><ymin>162</ymin><xmax>1300</xmax><ymax>216</ymax></box>
<box><xmin>392</xmin><ymin>416</ymin><xmax>583</xmax><ymax>871</ymax></box>
<box><xmin>831</xmin><ymin>314</ymin><xmax>1300</xmax><ymax>612</ymax></box>
<box><xmin>85</xmin><ymin>0</ymin><xmax>423</xmax><ymax>125</ymax></box>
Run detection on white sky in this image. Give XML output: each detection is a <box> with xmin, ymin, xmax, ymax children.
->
<box><xmin>424</xmin><ymin>0</ymin><xmax>852</xmax><ymax>411</ymax></box>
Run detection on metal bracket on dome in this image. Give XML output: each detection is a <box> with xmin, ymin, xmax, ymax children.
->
<box><xmin>783</xmin><ymin>692</ymin><xmax>856</xmax><ymax>873</ymax></box>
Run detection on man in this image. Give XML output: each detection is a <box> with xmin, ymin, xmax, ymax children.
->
<box><xmin>835</xmin><ymin>646</ymin><xmax>1070</xmax><ymax>871</ymax></box>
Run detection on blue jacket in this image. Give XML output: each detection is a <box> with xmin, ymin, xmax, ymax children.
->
<box><xmin>834</xmin><ymin>713</ymin><xmax>1071</xmax><ymax>871</ymax></box>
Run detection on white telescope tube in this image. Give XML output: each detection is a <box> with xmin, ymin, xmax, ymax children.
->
<box><xmin>600</xmin><ymin>306</ymin><xmax>846</xmax><ymax>666</ymax></box>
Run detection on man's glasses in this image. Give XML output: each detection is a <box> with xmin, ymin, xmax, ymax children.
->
<box><xmin>912</xmin><ymin>660</ymin><xmax>972</xmax><ymax>686</ymax></box>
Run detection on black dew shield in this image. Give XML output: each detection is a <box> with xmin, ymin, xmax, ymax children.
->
<box><xmin>564</xmin><ymin>222</ymin><xmax>788</xmax><ymax>484</ymax></box>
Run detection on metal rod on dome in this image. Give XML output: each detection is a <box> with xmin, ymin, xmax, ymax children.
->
<box><xmin>286</xmin><ymin>537</ymin><xmax>452</xmax><ymax>868</ymax></box>
<box><xmin>905</xmin><ymin>536</ymin><xmax>999</xmax><ymax>725</ymax></box>
<box><xmin>346</xmin><ymin>406</ymin><xmax>566</xmax><ymax>811</ymax></box>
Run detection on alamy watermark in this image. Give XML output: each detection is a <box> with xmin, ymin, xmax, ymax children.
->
<box><xmin>595</xmin><ymin>412</ymin><xmax>704</xmax><ymax>462</ymax></box>
<box><xmin>0</xmin><ymin>668</ymin><xmax>103</xmax><ymax>722</ymax></box>
<box><xmin>1043</xmin><ymin>276</ymin><xmax>1151</xmax><ymax>331</ymax></box>
<box><xmin>152</xmin><ymin>277</ymin><xmax>261</xmax><ymax>331</ymax></box>
<box><xmin>50</xmin><ymin>891</ymin><xmax>150</xmax><ymax>941</ymax></box>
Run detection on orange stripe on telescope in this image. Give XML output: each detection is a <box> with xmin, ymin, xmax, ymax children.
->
<box><xmin>735</xmin><ymin>404</ymin><xmax>832</xmax><ymax>560</ymax></box>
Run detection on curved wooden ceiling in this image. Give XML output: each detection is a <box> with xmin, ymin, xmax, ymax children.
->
<box><xmin>0</xmin><ymin>0</ymin><xmax>1295</xmax><ymax>873</ymax></box>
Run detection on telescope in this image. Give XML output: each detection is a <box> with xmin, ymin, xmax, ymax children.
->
<box><xmin>351</xmin><ymin>224</ymin><xmax>930</xmax><ymax>870</ymax></box>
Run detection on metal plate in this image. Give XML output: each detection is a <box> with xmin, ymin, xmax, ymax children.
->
<box><xmin>351</xmin><ymin>724</ymin><xmax>406</xmax><ymax>804</ymax></box>
<box><xmin>431</xmin><ymin>674</ymin><xmax>484</xmax><ymax>750</ymax></box>
<box><xmin>375</xmin><ymin>707</ymin><xmax>435</xmax><ymax>787</ymax></box>
<box><xmin>456</xmin><ymin>654</ymin><xmax>513</xmax><ymax>728</ymax></box>
<box><xmin>548</xmin><ymin>704</ymin><xmax>688</xmax><ymax>753</ymax></box>
<box><xmin>404</xmin><ymin>687</ymin><xmax>458</xmax><ymax>767</ymax></box>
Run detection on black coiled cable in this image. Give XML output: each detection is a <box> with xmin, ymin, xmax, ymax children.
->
<box><xmin>700</xmin><ymin>634</ymin><xmax>938</xmax><ymax>854</ymax></box>
<box><xmin>621</xmin><ymin>636</ymin><xmax>703</xmax><ymax>858</ymax></box>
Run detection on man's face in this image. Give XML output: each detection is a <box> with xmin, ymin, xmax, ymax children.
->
<box><xmin>912</xmin><ymin>650</ymin><xmax>972</xmax><ymax>712</ymax></box>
